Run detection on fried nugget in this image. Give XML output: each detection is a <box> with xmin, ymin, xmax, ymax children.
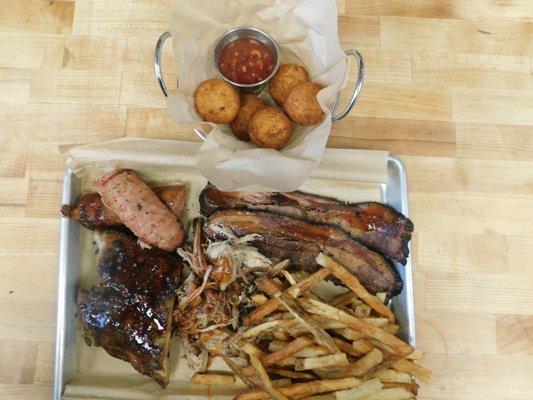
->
<box><xmin>248</xmin><ymin>107</ymin><xmax>292</xmax><ymax>150</ymax></box>
<box><xmin>269</xmin><ymin>63</ymin><xmax>309</xmax><ymax>104</ymax></box>
<box><xmin>194</xmin><ymin>78</ymin><xmax>240</xmax><ymax>124</ymax></box>
<box><xmin>230</xmin><ymin>95</ymin><xmax>265</xmax><ymax>141</ymax></box>
<box><xmin>283</xmin><ymin>81</ymin><xmax>325</xmax><ymax>126</ymax></box>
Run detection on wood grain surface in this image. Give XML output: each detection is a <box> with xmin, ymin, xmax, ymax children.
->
<box><xmin>1</xmin><ymin>1</ymin><xmax>532</xmax><ymax>399</ymax></box>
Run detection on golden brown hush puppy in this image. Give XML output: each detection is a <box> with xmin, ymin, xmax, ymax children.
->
<box><xmin>269</xmin><ymin>63</ymin><xmax>309</xmax><ymax>104</ymax></box>
<box><xmin>248</xmin><ymin>107</ymin><xmax>292</xmax><ymax>150</ymax></box>
<box><xmin>229</xmin><ymin>95</ymin><xmax>265</xmax><ymax>141</ymax></box>
<box><xmin>194</xmin><ymin>78</ymin><xmax>240</xmax><ymax>124</ymax></box>
<box><xmin>283</xmin><ymin>81</ymin><xmax>325</xmax><ymax>126</ymax></box>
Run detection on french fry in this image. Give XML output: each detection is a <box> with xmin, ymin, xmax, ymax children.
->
<box><xmin>299</xmin><ymin>298</ymin><xmax>414</xmax><ymax>357</ymax></box>
<box><xmin>278</xmin><ymin>357</ymin><xmax>297</xmax><ymax>367</ymax></box>
<box><xmin>357</xmin><ymin>387</ymin><xmax>414</xmax><ymax>400</ymax></box>
<box><xmin>282</xmin><ymin>270</ymin><xmax>298</xmax><ymax>285</ymax></box>
<box><xmin>330</xmin><ymin>291</ymin><xmax>359</xmax><ymax>307</ymax></box>
<box><xmin>295</xmin><ymin>346</ymin><xmax>329</xmax><ymax>358</ymax></box>
<box><xmin>256</xmin><ymin>276</ymin><xmax>285</xmax><ymax>295</ymax></box>
<box><xmin>273</xmin><ymin>330</ymin><xmax>291</xmax><ymax>341</ymax></box>
<box><xmin>276</xmin><ymin>292</ymin><xmax>339</xmax><ymax>353</ymax></box>
<box><xmin>272</xmin><ymin>379</ymin><xmax>293</xmax><ymax>388</ymax></box>
<box><xmin>251</xmin><ymin>293</ymin><xmax>269</xmax><ymax>305</ymax></box>
<box><xmin>332</xmin><ymin>338</ymin><xmax>365</xmax><ymax>358</ymax></box>
<box><xmin>370</xmin><ymin>339</ymin><xmax>396</xmax><ymax>356</ymax></box>
<box><xmin>191</xmin><ymin>373</ymin><xmax>239</xmax><ymax>386</ymax></box>
<box><xmin>263</xmin><ymin>336</ymin><xmax>314</xmax><ymax>366</ymax></box>
<box><xmin>316</xmin><ymin>253</ymin><xmax>395</xmax><ymax>323</ymax></box>
<box><xmin>266</xmin><ymin>368</ymin><xmax>315</xmax><ymax>380</ymax></box>
<box><xmin>407</xmin><ymin>348</ymin><xmax>424</xmax><ymax>361</ymax></box>
<box><xmin>392</xmin><ymin>359</ymin><xmax>432</xmax><ymax>384</ymax></box>
<box><xmin>295</xmin><ymin>353</ymin><xmax>349</xmax><ymax>371</ymax></box>
<box><xmin>245</xmin><ymin>270</ymin><xmax>329</xmax><ymax>326</ymax></box>
<box><xmin>267</xmin><ymin>259</ymin><xmax>291</xmax><ymax>277</ymax></box>
<box><xmin>243</xmin><ymin>337</ymin><xmax>314</xmax><ymax>376</ymax></box>
<box><xmin>353</xmin><ymin>304</ymin><xmax>372</xmax><ymax>318</ymax></box>
<box><xmin>235</xmin><ymin>378</ymin><xmax>363</xmax><ymax>400</ymax></box>
<box><xmin>302</xmin><ymin>394</ymin><xmax>336</xmax><ymax>400</ymax></box>
<box><xmin>334</xmin><ymin>378</ymin><xmax>383</xmax><ymax>400</ymax></box>
<box><xmin>240</xmin><ymin>342</ymin><xmax>266</xmax><ymax>358</ymax></box>
<box><xmin>374</xmin><ymin>369</ymin><xmax>412</xmax><ymax>383</ymax></box>
<box><xmin>382</xmin><ymin>324</ymin><xmax>400</xmax><ymax>335</ymax></box>
<box><xmin>317</xmin><ymin>349</ymin><xmax>383</xmax><ymax>379</ymax></box>
<box><xmin>334</xmin><ymin>327</ymin><xmax>365</xmax><ymax>341</ymax></box>
<box><xmin>269</xmin><ymin>340</ymin><xmax>289</xmax><ymax>352</ymax></box>
<box><xmin>222</xmin><ymin>355</ymin><xmax>259</xmax><ymax>388</ymax></box>
<box><xmin>271</xmin><ymin>340</ymin><xmax>329</xmax><ymax>358</ymax></box>
<box><xmin>248</xmin><ymin>353</ymin><xmax>289</xmax><ymax>400</ymax></box>
<box><xmin>352</xmin><ymin>340</ymin><xmax>375</xmax><ymax>356</ymax></box>
<box><xmin>242</xmin><ymin>320</ymin><xmax>297</xmax><ymax>339</ymax></box>
<box><xmin>286</xmin><ymin>269</ymin><xmax>330</xmax><ymax>298</ymax></box>
<box><xmin>382</xmin><ymin>382</ymin><xmax>419</xmax><ymax>396</ymax></box>
<box><xmin>310</xmin><ymin>315</ymin><xmax>347</xmax><ymax>329</ymax></box>
<box><xmin>363</xmin><ymin>318</ymin><xmax>389</xmax><ymax>328</ymax></box>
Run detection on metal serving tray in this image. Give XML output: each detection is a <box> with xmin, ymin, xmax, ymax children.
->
<box><xmin>53</xmin><ymin>155</ymin><xmax>414</xmax><ymax>400</ymax></box>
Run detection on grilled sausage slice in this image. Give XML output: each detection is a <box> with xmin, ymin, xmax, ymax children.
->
<box><xmin>93</xmin><ymin>169</ymin><xmax>184</xmax><ymax>251</ymax></box>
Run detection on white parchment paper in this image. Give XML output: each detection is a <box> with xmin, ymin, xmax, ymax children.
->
<box><xmin>166</xmin><ymin>0</ymin><xmax>349</xmax><ymax>191</ymax></box>
<box><xmin>60</xmin><ymin>137</ymin><xmax>388</xmax><ymax>399</ymax></box>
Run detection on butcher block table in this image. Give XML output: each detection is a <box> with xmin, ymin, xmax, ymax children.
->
<box><xmin>1</xmin><ymin>1</ymin><xmax>532</xmax><ymax>399</ymax></box>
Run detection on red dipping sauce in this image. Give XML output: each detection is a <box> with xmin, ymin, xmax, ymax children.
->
<box><xmin>218</xmin><ymin>38</ymin><xmax>275</xmax><ymax>85</ymax></box>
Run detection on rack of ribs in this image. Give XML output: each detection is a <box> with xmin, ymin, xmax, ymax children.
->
<box><xmin>78</xmin><ymin>230</ymin><xmax>182</xmax><ymax>387</ymax></box>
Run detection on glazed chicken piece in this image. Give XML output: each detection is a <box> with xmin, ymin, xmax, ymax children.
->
<box><xmin>78</xmin><ymin>230</ymin><xmax>182</xmax><ymax>387</ymax></box>
<box><xmin>62</xmin><ymin>185</ymin><xmax>187</xmax><ymax>230</ymax></box>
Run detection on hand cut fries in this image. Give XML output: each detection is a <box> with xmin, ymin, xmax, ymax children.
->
<box><xmin>266</xmin><ymin>368</ymin><xmax>315</xmax><ymax>380</ymax></box>
<box><xmin>374</xmin><ymin>369</ymin><xmax>413</xmax><ymax>384</ymax></box>
<box><xmin>191</xmin><ymin>373</ymin><xmax>243</xmax><ymax>386</ymax></box>
<box><xmin>251</xmin><ymin>293</ymin><xmax>269</xmax><ymax>306</ymax></box>
<box><xmin>330</xmin><ymin>291</ymin><xmax>359</xmax><ymax>307</ymax></box>
<box><xmin>235</xmin><ymin>378</ymin><xmax>364</xmax><ymax>400</ymax></box>
<box><xmin>316</xmin><ymin>253</ymin><xmax>395</xmax><ymax>323</ymax></box>
<box><xmin>334</xmin><ymin>378</ymin><xmax>383</xmax><ymax>400</ymax></box>
<box><xmin>275</xmin><ymin>291</ymin><xmax>338</xmax><ymax>353</ymax></box>
<box><xmin>298</xmin><ymin>298</ymin><xmax>414</xmax><ymax>357</ymax></box>
<box><xmin>214</xmin><ymin>255</ymin><xmax>429</xmax><ymax>400</ymax></box>
<box><xmin>392</xmin><ymin>359</ymin><xmax>432</xmax><ymax>384</ymax></box>
<box><xmin>266</xmin><ymin>259</ymin><xmax>291</xmax><ymax>278</ymax></box>
<box><xmin>245</xmin><ymin>269</ymin><xmax>330</xmax><ymax>326</ymax></box>
<box><xmin>382</xmin><ymin>382</ymin><xmax>419</xmax><ymax>396</ymax></box>
<box><xmin>358</xmin><ymin>387</ymin><xmax>415</xmax><ymax>400</ymax></box>
<box><xmin>242</xmin><ymin>337</ymin><xmax>313</xmax><ymax>376</ymax></box>
<box><xmin>248</xmin><ymin>353</ymin><xmax>289</xmax><ymax>400</ymax></box>
<box><xmin>317</xmin><ymin>349</ymin><xmax>383</xmax><ymax>379</ymax></box>
<box><xmin>294</xmin><ymin>353</ymin><xmax>349</xmax><ymax>371</ymax></box>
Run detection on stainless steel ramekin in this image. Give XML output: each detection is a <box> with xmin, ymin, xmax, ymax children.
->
<box><xmin>213</xmin><ymin>27</ymin><xmax>281</xmax><ymax>92</ymax></box>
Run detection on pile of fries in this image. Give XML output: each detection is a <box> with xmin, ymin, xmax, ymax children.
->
<box><xmin>192</xmin><ymin>253</ymin><xmax>431</xmax><ymax>400</ymax></box>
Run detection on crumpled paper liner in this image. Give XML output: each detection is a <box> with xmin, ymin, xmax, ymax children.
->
<box><xmin>166</xmin><ymin>0</ymin><xmax>350</xmax><ymax>191</ymax></box>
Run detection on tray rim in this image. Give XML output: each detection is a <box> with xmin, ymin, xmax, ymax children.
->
<box><xmin>53</xmin><ymin>154</ymin><xmax>414</xmax><ymax>399</ymax></box>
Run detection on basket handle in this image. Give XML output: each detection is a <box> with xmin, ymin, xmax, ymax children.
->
<box><xmin>331</xmin><ymin>49</ymin><xmax>365</xmax><ymax>122</ymax></box>
<box><xmin>154</xmin><ymin>31</ymin><xmax>171</xmax><ymax>97</ymax></box>
<box><xmin>154</xmin><ymin>32</ymin><xmax>365</xmax><ymax>123</ymax></box>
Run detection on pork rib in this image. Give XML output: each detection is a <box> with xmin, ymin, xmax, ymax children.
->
<box><xmin>204</xmin><ymin>210</ymin><xmax>403</xmax><ymax>297</ymax></box>
<box><xmin>200</xmin><ymin>184</ymin><xmax>413</xmax><ymax>264</ymax></box>
<box><xmin>78</xmin><ymin>230</ymin><xmax>182</xmax><ymax>387</ymax></box>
